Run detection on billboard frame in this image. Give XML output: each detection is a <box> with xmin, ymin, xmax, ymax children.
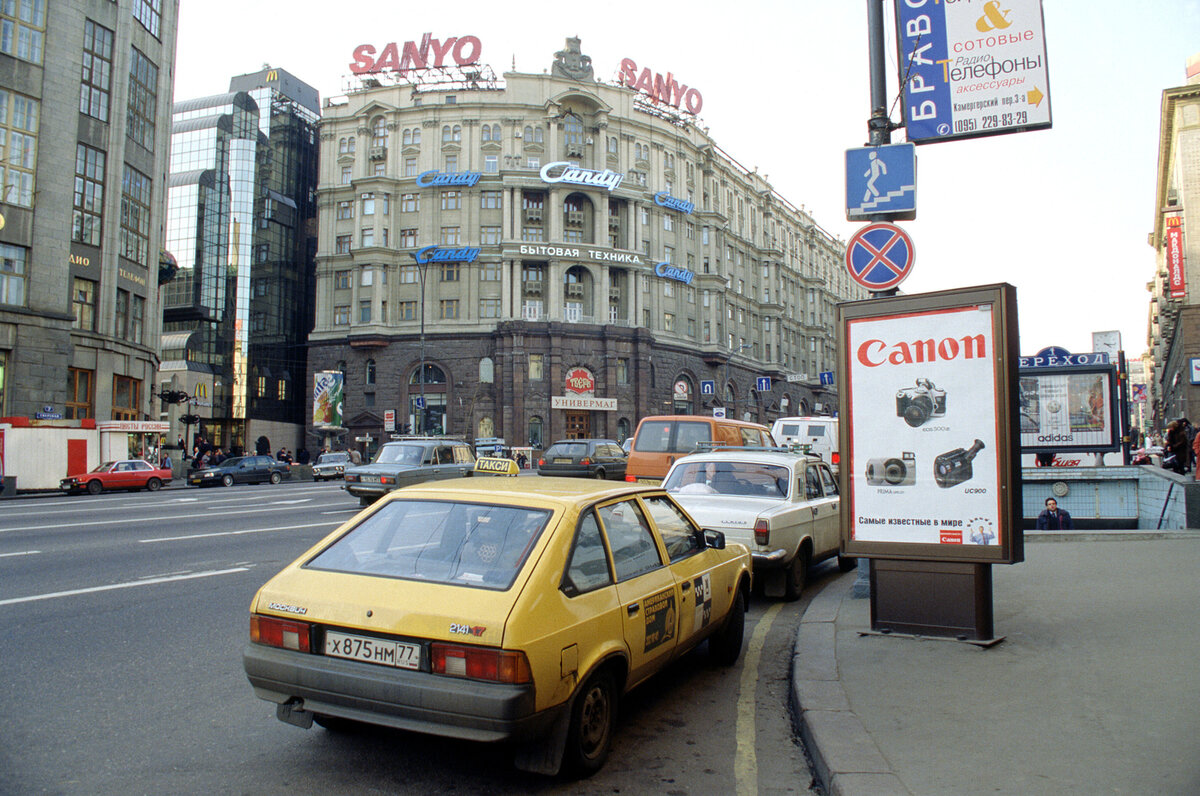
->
<box><xmin>1017</xmin><ymin>364</ymin><xmax>1121</xmax><ymax>454</ymax></box>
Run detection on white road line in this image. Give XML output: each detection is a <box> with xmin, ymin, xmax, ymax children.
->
<box><xmin>0</xmin><ymin>567</ymin><xmax>249</xmax><ymax>607</ymax></box>
<box><xmin>5</xmin><ymin>506</ymin><xmax>347</xmax><ymax>533</ymax></box>
<box><xmin>735</xmin><ymin>601</ymin><xmax>783</xmax><ymax>796</ymax></box>
<box><xmin>139</xmin><ymin>520</ymin><xmax>341</xmax><ymax>543</ymax></box>
<box><xmin>0</xmin><ymin>550</ymin><xmax>41</xmax><ymax>558</ymax></box>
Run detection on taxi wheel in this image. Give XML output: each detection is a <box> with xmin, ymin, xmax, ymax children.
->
<box><xmin>146</xmin><ymin>477</ymin><xmax>162</xmax><ymax>492</ymax></box>
<box><xmin>221</xmin><ymin>474</ymin><xmax>234</xmax><ymax>487</ymax></box>
<box><xmin>783</xmin><ymin>547</ymin><xmax>810</xmax><ymax>602</ymax></box>
<box><xmin>86</xmin><ymin>480</ymin><xmax>103</xmax><ymax>496</ymax></box>
<box><xmin>565</xmin><ymin>669</ymin><xmax>616</xmax><ymax>776</ymax></box>
<box><xmin>709</xmin><ymin>588</ymin><xmax>745</xmax><ymax>666</ymax></box>
<box><xmin>269</xmin><ymin>471</ymin><xmax>282</xmax><ymax>484</ymax></box>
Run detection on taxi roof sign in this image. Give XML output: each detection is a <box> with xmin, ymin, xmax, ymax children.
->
<box><xmin>474</xmin><ymin>457</ymin><xmax>519</xmax><ymax>476</ymax></box>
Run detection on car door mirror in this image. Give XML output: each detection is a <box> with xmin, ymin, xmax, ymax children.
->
<box><xmin>703</xmin><ymin>529</ymin><xmax>726</xmax><ymax>550</ymax></box>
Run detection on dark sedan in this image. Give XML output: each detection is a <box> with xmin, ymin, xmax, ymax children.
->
<box><xmin>537</xmin><ymin>439</ymin><xmax>627</xmax><ymax>480</ymax></box>
<box><xmin>188</xmin><ymin>455</ymin><xmax>292</xmax><ymax>487</ymax></box>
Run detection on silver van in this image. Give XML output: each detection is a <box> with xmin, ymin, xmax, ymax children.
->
<box><xmin>770</xmin><ymin>416</ymin><xmax>839</xmax><ymax>472</ymax></box>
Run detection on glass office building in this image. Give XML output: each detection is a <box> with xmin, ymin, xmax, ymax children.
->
<box><xmin>162</xmin><ymin>67</ymin><xmax>318</xmax><ymax>454</ymax></box>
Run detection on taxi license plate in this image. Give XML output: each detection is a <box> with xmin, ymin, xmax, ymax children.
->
<box><xmin>637</xmin><ymin>478</ymin><xmax>660</xmax><ymax>485</ymax></box>
<box><xmin>554</xmin><ymin>458</ymin><xmax>572</xmax><ymax>464</ymax></box>
<box><xmin>361</xmin><ymin>475</ymin><xmax>381</xmax><ymax>483</ymax></box>
<box><xmin>325</xmin><ymin>631</ymin><xmax>420</xmax><ymax>670</ymax></box>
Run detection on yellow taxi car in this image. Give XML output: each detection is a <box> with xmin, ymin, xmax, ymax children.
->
<box><xmin>242</xmin><ymin>478</ymin><xmax>751</xmax><ymax>776</ymax></box>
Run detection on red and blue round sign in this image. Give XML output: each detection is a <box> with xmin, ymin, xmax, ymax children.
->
<box><xmin>845</xmin><ymin>222</ymin><xmax>915</xmax><ymax>291</ymax></box>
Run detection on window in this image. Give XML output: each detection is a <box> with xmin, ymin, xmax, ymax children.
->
<box><xmin>480</xmin><ymin>297</ymin><xmax>500</xmax><ymax>318</ymax></box>
<box><xmin>398</xmin><ymin>300</ymin><xmax>416</xmax><ymax>320</ymax></box>
<box><xmin>481</xmin><ymin>261</ymin><xmax>501</xmax><ymax>281</ymax></box>
<box><xmin>80</xmin><ymin>20</ymin><xmax>113</xmax><ymax>120</ymax></box>
<box><xmin>372</xmin><ymin>116</ymin><xmax>387</xmax><ymax>147</ymax></box>
<box><xmin>481</xmin><ymin>190</ymin><xmax>501</xmax><ymax>209</ymax></box>
<box><xmin>72</xmin><ymin>278</ymin><xmax>97</xmax><ymax>331</ymax></box>
<box><xmin>360</xmin><ymin>228</ymin><xmax>374</xmax><ymax>248</ymax></box>
<box><xmin>0</xmin><ymin>0</ymin><xmax>44</xmax><ymax>62</ymax></box>
<box><xmin>644</xmin><ymin>496</ymin><xmax>702</xmax><ymax>562</ymax></box>
<box><xmin>617</xmin><ymin>357</ymin><xmax>629</xmax><ymax>384</ymax></box>
<box><xmin>334</xmin><ymin>305</ymin><xmax>350</xmax><ymax>325</ymax></box>
<box><xmin>360</xmin><ymin>268</ymin><xmax>374</xmax><ymax>287</ymax></box>
<box><xmin>340</xmin><ymin>165</ymin><xmax>352</xmax><ymax>184</ymax></box>
<box><xmin>563</xmin><ymin>512</ymin><xmax>613</xmax><ymax>595</ymax></box>
<box><xmin>126</xmin><ymin>47</ymin><xmax>157</xmax><ymax>151</ymax></box>
<box><xmin>441</xmin><ymin>226</ymin><xmax>460</xmax><ymax>245</ymax></box>
<box><xmin>663</xmin><ymin>214</ymin><xmax>674</xmax><ymax>232</ymax></box>
<box><xmin>404</xmin><ymin>157</ymin><xmax>417</xmax><ymax>176</ymax></box>
<box><xmin>607</xmin><ymin>136</ymin><xmax>618</xmax><ymax>154</ymax></box>
<box><xmin>339</xmin><ymin>136</ymin><xmax>355</xmax><ymax>154</ymax></box>
<box><xmin>445</xmin><ymin>154</ymin><xmax>458</xmax><ymax>172</ymax></box>
<box><xmin>484</xmin><ymin>154</ymin><xmax>498</xmax><ymax>173</ymax></box>
<box><xmin>664</xmin><ymin>312</ymin><xmax>675</xmax><ymax>331</ymax></box>
<box><xmin>365</xmin><ymin>359</ymin><xmax>376</xmax><ymax>385</ymax></box>
<box><xmin>361</xmin><ymin>192</ymin><xmax>375</xmax><ymax>215</ymax></box>
<box><xmin>0</xmin><ymin>88</ymin><xmax>38</xmax><ymax>206</ymax></box>
<box><xmin>335</xmin><ymin>234</ymin><xmax>351</xmax><ymax>253</ymax></box>
<box><xmin>529</xmin><ymin>353</ymin><xmax>543</xmax><ymax>380</ymax></box>
<box><xmin>399</xmin><ymin>264</ymin><xmax>418</xmax><ymax>283</ymax></box>
<box><xmin>130</xmin><ymin>295</ymin><xmax>144</xmax><ymax>344</ymax></box>
<box><xmin>115</xmin><ymin>289</ymin><xmax>129</xmax><ymax>338</ymax></box>
<box><xmin>440</xmin><ymin>299</ymin><xmax>459</xmax><ymax>320</ymax></box>
<box><xmin>599</xmin><ymin>500</ymin><xmax>661</xmax><ymax>581</ymax></box>
<box><xmin>399</xmin><ymin>228</ymin><xmax>417</xmax><ymax>247</ymax></box>
<box><xmin>403</xmin><ymin>127</ymin><xmax>420</xmax><ymax>146</ymax></box>
<box><xmin>523</xmin><ymin>125</ymin><xmax>543</xmax><ymax>143</ymax></box>
<box><xmin>481</xmin><ymin>226</ymin><xmax>501</xmax><ymax>245</ymax></box>
<box><xmin>112</xmin><ymin>375</ymin><xmax>140</xmax><ymax>421</ymax></box>
<box><xmin>360</xmin><ymin>300</ymin><xmax>371</xmax><ymax>323</ymax></box>
<box><xmin>73</xmin><ymin>144</ymin><xmax>105</xmax><ymax>245</ymax></box>
<box><xmin>66</xmin><ymin>368</ymin><xmax>94</xmax><ymax>419</ymax></box>
<box><xmin>400</xmin><ymin>193</ymin><xmax>419</xmax><ymax>213</ymax></box>
<box><xmin>441</xmin><ymin>191</ymin><xmax>461</xmax><ymax>210</ymax></box>
<box><xmin>132</xmin><ymin>0</ymin><xmax>160</xmax><ymax>36</ymax></box>
<box><xmin>440</xmin><ymin>263</ymin><xmax>460</xmax><ymax>282</ymax></box>
<box><xmin>337</xmin><ymin>201</ymin><xmax>353</xmax><ymax>220</ymax></box>
<box><xmin>335</xmin><ymin>270</ymin><xmax>350</xmax><ymax>290</ymax></box>
<box><xmin>0</xmin><ymin>242</ymin><xmax>27</xmax><ymax>306</ymax></box>
<box><xmin>521</xmin><ymin>227</ymin><xmax>544</xmax><ymax>242</ymax></box>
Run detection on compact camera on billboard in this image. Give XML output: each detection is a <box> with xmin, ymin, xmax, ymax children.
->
<box><xmin>896</xmin><ymin>378</ymin><xmax>948</xmax><ymax>428</ymax></box>
<box><xmin>934</xmin><ymin>439</ymin><xmax>985</xmax><ymax>488</ymax></box>
<box><xmin>864</xmin><ymin>452</ymin><xmax>916</xmax><ymax>486</ymax></box>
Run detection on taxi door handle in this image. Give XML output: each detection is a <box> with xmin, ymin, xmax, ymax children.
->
<box><xmin>627</xmin><ymin>603</ymin><xmax>639</xmax><ymax>616</ymax></box>
<box><xmin>811</xmin><ymin>507</ymin><xmax>819</xmax><ymax>517</ymax></box>
<box><xmin>680</xmin><ymin>581</ymin><xmax>691</xmax><ymax>591</ymax></box>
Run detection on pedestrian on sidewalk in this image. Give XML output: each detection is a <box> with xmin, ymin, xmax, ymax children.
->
<box><xmin>1193</xmin><ymin>430</ymin><xmax>1200</xmax><ymax>481</ymax></box>
<box><xmin>1164</xmin><ymin>421</ymin><xmax>1188</xmax><ymax>475</ymax></box>
<box><xmin>1036</xmin><ymin>497</ymin><xmax>1073</xmax><ymax>530</ymax></box>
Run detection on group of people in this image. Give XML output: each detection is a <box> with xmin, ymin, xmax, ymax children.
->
<box><xmin>1162</xmin><ymin>418</ymin><xmax>1198</xmax><ymax>477</ymax></box>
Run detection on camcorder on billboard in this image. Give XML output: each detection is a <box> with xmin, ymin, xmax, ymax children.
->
<box><xmin>839</xmin><ymin>284</ymin><xmax>1023</xmax><ymax>565</ymax></box>
<box><xmin>1017</xmin><ymin>366</ymin><xmax>1119</xmax><ymax>453</ymax></box>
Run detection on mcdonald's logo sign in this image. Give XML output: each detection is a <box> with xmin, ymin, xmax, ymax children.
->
<box><xmin>265</xmin><ymin>70</ymin><xmax>278</xmax><ymax>82</ymax></box>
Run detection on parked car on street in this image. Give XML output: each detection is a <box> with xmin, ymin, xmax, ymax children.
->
<box><xmin>624</xmin><ymin>415</ymin><xmax>775</xmax><ymax>484</ymax></box>
<box><xmin>342</xmin><ymin>437</ymin><xmax>475</xmax><ymax>506</ymax></box>
<box><xmin>60</xmin><ymin>459</ymin><xmax>173</xmax><ymax>495</ymax></box>
<box><xmin>537</xmin><ymin>439</ymin><xmax>627</xmax><ymax>480</ymax></box>
<box><xmin>770</xmin><ymin>416</ymin><xmax>840</xmax><ymax>473</ymax></box>
<box><xmin>662</xmin><ymin>449</ymin><xmax>852</xmax><ymax>600</ymax></box>
<box><xmin>242</xmin><ymin>478</ymin><xmax>751</xmax><ymax>776</ymax></box>
<box><xmin>188</xmin><ymin>455</ymin><xmax>292</xmax><ymax>487</ymax></box>
<box><xmin>312</xmin><ymin>451</ymin><xmax>352</xmax><ymax>481</ymax></box>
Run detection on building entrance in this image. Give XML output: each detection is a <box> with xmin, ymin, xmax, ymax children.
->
<box><xmin>565</xmin><ymin>411</ymin><xmax>590</xmax><ymax>439</ymax></box>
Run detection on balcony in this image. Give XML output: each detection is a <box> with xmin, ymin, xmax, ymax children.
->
<box><xmin>369</xmin><ymin>146</ymin><xmax>387</xmax><ymax>161</ymax></box>
<box><xmin>523</xmin><ymin>280</ymin><xmax>543</xmax><ymax>295</ymax></box>
<box><xmin>566</xmin><ymin>210</ymin><xmax>584</xmax><ymax>228</ymax></box>
<box><xmin>565</xmin><ymin>284</ymin><xmax>584</xmax><ymax>299</ymax></box>
<box><xmin>565</xmin><ymin>143</ymin><xmax>584</xmax><ymax>158</ymax></box>
<box><xmin>523</xmin><ymin>208</ymin><xmax>543</xmax><ymax>223</ymax></box>
<box><xmin>608</xmin><ymin>216</ymin><xmax>621</xmax><ymax>231</ymax></box>
<box><xmin>609</xmin><ymin>287</ymin><xmax>621</xmax><ymax>301</ymax></box>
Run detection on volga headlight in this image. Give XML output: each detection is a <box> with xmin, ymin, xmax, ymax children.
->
<box><xmin>202</xmin><ymin>472</ymin><xmax>215</xmax><ymax>478</ymax></box>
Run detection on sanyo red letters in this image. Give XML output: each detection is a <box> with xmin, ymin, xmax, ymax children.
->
<box><xmin>351</xmin><ymin>33</ymin><xmax>482</xmax><ymax>75</ymax></box>
<box><xmin>857</xmin><ymin>334</ymin><xmax>987</xmax><ymax>367</ymax></box>
<box><xmin>618</xmin><ymin>58</ymin><xmax>703</xmax><ymax>115</ymax></box>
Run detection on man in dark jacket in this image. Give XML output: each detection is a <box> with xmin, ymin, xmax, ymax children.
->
<box><xmin>1036</xmin><ymin>498</ymin><xmax>1073</xmax><ymax>530</ymax></box>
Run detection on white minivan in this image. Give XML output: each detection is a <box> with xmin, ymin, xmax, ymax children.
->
<box><xmin>771</xmin><ymin>416</ymin><xmax>839</xmax><ymax>472</ymax></box>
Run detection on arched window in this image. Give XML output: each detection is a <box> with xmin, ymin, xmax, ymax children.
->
<box><xmin>529</xmin><ymin>416</ymin><xmax>544</xmax><ymax>449</ymax></box>
<box><xmin>607</xmin><ymin>136</ymin><xmax>618</xmax><ymax>154</ymax></box>
<box><xmin>443</xmin><ymin>125</ymin><xmax>452</xmax><ymax>143</ymax></box>
<box><xmin>411</xmin><ymin>127</ymin><xmax>421</xmax><ymax>145</ymax></box>
<box><xmin>409</xmin><ymin>363</ymin><xmax>447</xmax><ymax>385</ymax></box>
<box><xmin>673</xmin><ymin>375</ymin><xmax>695</xmax><ymax>415</ymax></box>
<box><xmin>347</xmin><ymin>136</ymin><xmax>355</xmax><ymax>153</ymax></box>
<box><xmin>563</xmin><ymin>113</ymin><xmax>582</xmax><ymax>146</ymax></box>
<box><xmin>371</xmin><ymin>117</ymin><xmax>386</xmax><ymax>147</ymax></box>
<box><xmin>490</xmin><ymin>123</ymin><xmax>500</xmax><ymax>140</ymax></box>
<box><xmin>617</xmin><ymin>417</ymin><xmax>630</xmax><ymax>443</ymax></box>
<box><xmin>533</xmin><ymin>125</ymin><xmax>543</xmax><ymax>143</ymax></box>
<box><xmin>339</xmin><ymin>137</ymin><xmax>348</xmax><ymax>154</ymax></box>
<box><xmin>481</xmin><ymin>125</ymin><xmax>491</xmax><ymax>143</ymax></box>
<box><xmin>452</xmin><ymin>125</ymin><xmax>462</xmax><ymax>142</ymax></box>
<box><xmin>523</xmin><ymin>125</ymin><xmax>533</xmax><ymax>141</ymax></box>
<box><xmin>479</xmin><ymin>357</ymin><xmax>494</xmax><ymax>384</ymax></box>
<box><xmin>365</xmin><ymin>359</ymin><xmax>376</xmax><ymax>385</ymax></box>
<box><xmin>403</xmin><ymin>129</ymin><xmax>412</xmax><ymax>146</ymax></box>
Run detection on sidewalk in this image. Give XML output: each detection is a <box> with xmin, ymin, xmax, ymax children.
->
<box><xmin>792</xmin><ymin>532</ymin><xmax>1200</xmax><ymax>795</ymax></box>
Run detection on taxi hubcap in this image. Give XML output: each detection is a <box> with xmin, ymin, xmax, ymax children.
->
<box><xmin>579</xmin><ymin>685</ymin><xmax>609</xmax><ymax>751</ymax></box>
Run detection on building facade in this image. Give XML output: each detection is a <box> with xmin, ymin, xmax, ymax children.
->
<box><xmin>161</xmin><ymin>67</ymin><xmax>318</xmax><ymax>455</ymax></box>
<box><xmin>309</xmin><ymin>39</ymin><xmax>866</xmax><ymax>456</ymax></box>
<box><xmin>0</xmin><ymin>1</ymin><xmax>178</xmax><ymax>431</ymax></box>
<box><xmin>1147</xmin><ymin>53</ymin><xmax>1200</xmax><ymax>429</ymax></box>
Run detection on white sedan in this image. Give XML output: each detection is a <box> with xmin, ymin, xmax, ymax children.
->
<box><xmin>662</xmin><ymin>450</ymin><xmax>853</xmax><ymax>600</ymax></box>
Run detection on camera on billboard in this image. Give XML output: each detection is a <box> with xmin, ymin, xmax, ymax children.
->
<box><xmin>934</xmin><ymin>439</ymin><xmax>985</xmax><ymax>488</ymax></box>
<box><xmin>896</xmin><ymin>378</ymin><xmax>947</xmax><ymax>427</ymax></box>
<box><xmin>864</xmin><ymin>452</ymin><xmax>916</xmax><ymax>486</ymax></box>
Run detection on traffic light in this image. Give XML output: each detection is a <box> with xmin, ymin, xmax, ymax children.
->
<box><xmin>158</xmin><ymin>389</ymin><xmax>190</xmax><ymax>404</ymax></box>
<box><xmin>401</xmin><ymin>423</ymin><xmax>411</xmax><ymax>434</ymax></box>
<box><xmin>180</xmin><ymin>413</ymin><xmax>201</xmax><ymax>425</ymax></box>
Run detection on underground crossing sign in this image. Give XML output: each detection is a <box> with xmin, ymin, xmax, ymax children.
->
<box><xmin>845</xmin><ymin>222</ymin><xmax>915</xmax><ymax>291</ymax></box>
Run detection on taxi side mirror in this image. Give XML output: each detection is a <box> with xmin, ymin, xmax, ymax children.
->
<box><xmin>703</xmin><ymin>529</ymin><xmax>726</xmax><ymax>550</ymax></box>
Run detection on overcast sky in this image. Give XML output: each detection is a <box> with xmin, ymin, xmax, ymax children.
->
<box><xmin>174</xmin><ymin>0</ymin><xmax>1200</xmax><ymax>358</ymax></box>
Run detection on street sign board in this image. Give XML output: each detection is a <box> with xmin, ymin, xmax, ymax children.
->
<box><xmin>819</xmin><ymin>371</ymin><xmax>835</xmax><ymax>386</ymax></box>
<box><xmin>846</xmin><ymin>143</ymin><xmax>916</xmax><ymax>220</ymax></box>
<box><xmin>414</xmin><ymin>396</ymin><xmax>425</xmax><ymax>409</ymax></box>
<box><xmin>786</xmin><ymin>373</ymin><xmax>808</xmax><ymax>383</ymax></box>
<box><xmin>845</xmin><ymin>222</ymin><xmax>915</xmax><ymax>291</ymax></box>
<box><xmin>384</xmin><ymin>409</ymin><xmax>396</xmax><ymax>432</ymax></box>
<box><xmin>713</xmin><ymin>407</ymin><xmax>726</xmax><ymax>418</ymax></box>
<box><xmin>700</xmin><ymin>379</ymin><xmax>715</xmax><ymax>395</ymax></box>
<box><xmin>895</xmin><ymin>0</ymin><xmax>1052</xmax><ymax>144</ymax></box>
<box><xmin>756</xmin><ymin>376</ymin><xmax>772</xmax><ymax>392</ymax></box>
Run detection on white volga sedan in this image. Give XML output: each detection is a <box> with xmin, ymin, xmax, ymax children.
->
<box><xmin>662</xmin><ymin>450</ymin><xmax>853</xmax><ymax>600</ymax></box>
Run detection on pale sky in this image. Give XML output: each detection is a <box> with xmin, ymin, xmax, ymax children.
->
<box><xmin>174</xmin><ymin>0</ymin><xmax>1200</xmax><ymax>359</ymax></box>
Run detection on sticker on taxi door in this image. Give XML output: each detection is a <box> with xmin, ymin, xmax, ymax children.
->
<box><xmin>643</xmin><ymin>589</ymin><xmax>676</xmax><ymax>652</ymax></box>
<box><xmin>692</xmin><ymin>573</ymin><xmax>712</xmax><ymax>629</ymax></box>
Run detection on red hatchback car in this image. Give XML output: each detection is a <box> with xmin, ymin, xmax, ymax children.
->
<box><xmin>60</xmin><ymin>459</ymin><xmax>174</xmax><ymax>495</ymax></box>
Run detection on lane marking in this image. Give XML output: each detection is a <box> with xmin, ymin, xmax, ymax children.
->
<box><xmin>0</xmin><ymin>567</ymin><xmax>249</xmax><ymax>607</ymax></box>
<box><xmin>5</xmin><ymin>507</ymin><xmax>348</xmax><ymax>533</ymax></box>
<box><xmin>0</xmin><ymin>550</ymin><xmax>41</xmax><ymax>558</ymax></box>
<box><xmin>735</xmin><ymin>601</ymin><xmax>783</xmax><ymax>796</ymax></box>
<box><xmin>139</xmin><ymin>520</ymin><xmax>341</xmax><ymax>543</ymax></box>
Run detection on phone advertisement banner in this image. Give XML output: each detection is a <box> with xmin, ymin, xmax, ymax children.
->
<box><xmin>843</xmin><ymin>293</ymin><xmax>1016</xmax><ymax>561</ymax></box>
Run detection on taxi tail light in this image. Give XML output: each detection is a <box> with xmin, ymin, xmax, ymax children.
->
<box><xmin>831</xmin><ymin>451</ymin><xmax>840</xmax><ymax>466</ymax></box>
<box><xmin>625</xmin><ymin>475</ymin><xmax>636</xmax><ymax>482</ymax></box>
<box><xmin>250</xmin><ymin>614</ymin><xmax>312</xmax><ymax>652</ymax></box>
<box><xmin>754</xmin><ymin>519</ymin><xmax>770</xmax><ymax>546</ymax></box>
<box><xmin>430</xmin><ymin>643</ymin><xmax>532</xmax><ymax>684</ymax></box>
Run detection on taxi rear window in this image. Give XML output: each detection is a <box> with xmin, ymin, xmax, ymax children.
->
<box><xmin>304</xmin><ymin>500</ymin><xmax>551</xmax><ymax>591</ymax></box>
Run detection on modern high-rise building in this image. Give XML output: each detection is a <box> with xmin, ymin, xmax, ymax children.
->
<box><xmin>161</xmin><ymin>66</ymin><xmax>319</xmax><ymax>455</ymax></box>
<box><xmin>1147</xmin><ymin>52</ymin><xmax>1200</xmax><ymax>428</ymax></box>
<box><xmin>0</xmin><ymin>1</ymin><xmax>178</xmax><ymax>428</ymax></box>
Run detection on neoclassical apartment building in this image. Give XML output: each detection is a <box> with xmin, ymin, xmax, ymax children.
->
<box><xmin>309</xmin><ymin>39</ymin><xmax>865</xmax><ymax>454</ymax></box>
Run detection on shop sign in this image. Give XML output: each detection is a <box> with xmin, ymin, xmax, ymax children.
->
<box><xmin>551</xmin><ymin>396</ymin><xmax>617</xmax><ymax>411</ymax></box>
<box><xmin>618</xmin><ymin>58</ymin><xmax>703</xmax><ymax>115</ymax></box>
<box><xmin>565</xmin><ymin>367</ymin><xmax>595</xmax><ymax>395</ymax></box>
<box><xmin>414</xmin><ymin>245</ymin><xmax>481</xmax><ymax>263</ymax></box>
<box><xmin>118</xmin><ymin>266</ymin><xmax>148</xmax><ymax>288</ymax></box>
<box><xmin>540</xmin><ymin>162</ymin><xmax>623</xmax><ymax>192</ymax></box>
<box><xmin>1167</xmin><ymin>218</ymin><xmax>1185</xmax><ymax>299</ymax></box>
<box><xmin>351</xmin><ymin>33</ymin><xmax>482</xmax><ymax>75</ymax></box>
<box><xmin>654</xmin><ymin>192</ymin><xmax>694</xmax><ymax>214</ymax></box>
<box><xmin>1018</xmin><ymin>347</ymin><xmax>1109</xmax><ymax>368</ymax></box>
<box><xmin>516</xmin><ymin>243</ymin><xmax>645</xmax><ymax>265</ymax></box>
<box><xmin>97</xmin><ymin>420</ymin><xmax>169</xmax><ymax>433</ymax></box>
<box><xmin>416</xmin><ymin>170</ymin><xmax>481</xmax><ymax>188</ymax></box>
<box><xmin>655</xmin><ymin>262</ymin><xmax>694</xmax><ymax>285</ymax></box>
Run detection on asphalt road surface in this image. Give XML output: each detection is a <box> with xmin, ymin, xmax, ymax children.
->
<box><xmin>0</xmin><ymin>480</ymin><xmax>834</xmax><ymax>794</ymax></box>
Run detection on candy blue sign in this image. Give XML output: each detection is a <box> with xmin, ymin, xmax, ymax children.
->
<box><xmin>846</xmin><ymin>143</ymin><xmax>916</xmax><ymax>220</ymax></box>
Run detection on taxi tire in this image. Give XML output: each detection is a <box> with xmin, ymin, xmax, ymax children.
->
<box><xmin>269</xmin><ymin>471</ymin><xmax>282</xmax><ymax>484</ymax></box>
<box><xmin>709</xmin><ymin>588</ymin><xmax>745</xmax><ymax>666</ymax></box>
<box><xmin>564</xmin><ymin>669</ymin><xmax>616</xmax><ymax>777</ymax></box>
<box><xmin>221</xmin><ymin>474</ymin><xmax>235</xmax><ymax>487</ymax></box>
<box><xmin>783</xmin><ymin>546</ymin><xmax>810</xmax><ymax>601</ymax></box>
<box><xmin>146</xmin><ymin>477</ymin><xmax>162</xmax><ymax>492</ymax></box>
<box><xmin>86</xmin><ymin>479</ymin><xmax>103</xmax><ymax>495</ymax></box>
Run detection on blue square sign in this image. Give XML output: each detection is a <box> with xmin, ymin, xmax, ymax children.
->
<box><xmin>846</xmin><ymin>144</ymin><xmax>917</xmax><ymax>221</ymax></box>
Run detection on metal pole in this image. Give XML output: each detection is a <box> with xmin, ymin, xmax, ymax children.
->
<box><xmin>418</xmin><ymin>259</ymin><xmax>426</xmax><ymax>435</ymax></box>
<box><xmin>867</xmin><ymin>0</ymin><xmax>891</xmax><ymax>148</ymax></box>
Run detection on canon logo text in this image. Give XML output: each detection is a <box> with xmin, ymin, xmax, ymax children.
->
<box><xmin>857</xmin><ymin>334</ymin><xmax>987</xmax><ymax>367</ymax></box>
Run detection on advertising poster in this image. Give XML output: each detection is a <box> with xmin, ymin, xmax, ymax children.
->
<box><xmin>312</xmin><ymin>371</ymin><xmax>343</xmax><ymax>428</ymax></box>
<box><xmin>840</xmin><ymin>285</ymin><xmax>1023</xmax><ymax>565</ymax></box>
<box><xmin>1017</xmin><ymin>367</ymin><xmax>1119</xmax><ymax>452</ymax></box>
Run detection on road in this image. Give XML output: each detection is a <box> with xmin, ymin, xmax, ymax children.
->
<box><xmin>0</xmin><ymin>480</ymin><xmax>834</xmax><ymax>794</ymax></box>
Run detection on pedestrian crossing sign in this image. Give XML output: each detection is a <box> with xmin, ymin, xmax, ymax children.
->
<box><xmin>846</xmin><ymin>143</ymin><xmax>917</xmax><ymax>221</ymax></box>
